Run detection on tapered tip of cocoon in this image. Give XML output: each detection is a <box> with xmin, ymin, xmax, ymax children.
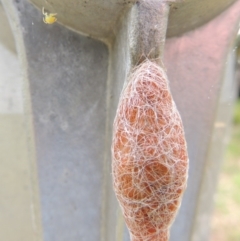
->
<box><xmin>131</xmin><ymin>229</ymin><xmax>169</xmax><ymax>241</ymax></box>
<box><xmin>112</xmin><ymin>60</ymin><xmax>189</xmax><ymax>241</ymax></box>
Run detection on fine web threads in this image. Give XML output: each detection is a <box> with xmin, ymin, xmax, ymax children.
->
<box><xmin>112</xmin><ymin>60</ymin><xmax>188</xmax><ymax>241</ymax></box>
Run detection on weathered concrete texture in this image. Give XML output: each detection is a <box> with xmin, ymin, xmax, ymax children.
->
<box><xmin>167</xmin><ymin>0</ymin><xmax>236</xmax><ymax>37</ymax></box>
<box><xmin>28</xmin><ymin>0</ymin><xmax>237</xmax><ymax>40</ymax></box>
<box><xmin>163</xmin><ymin>1</ymin><xmax>240</xmax><ymax>240</ymax></box>
<box><xmin>29</xmin><ymin>0</ymin><xmax>136</xmax><ymax>41</ymax></box>
<box><xmin>2</xmin><ymin>0</ymin><xmax>240</xmax><ymax>240</ymax></box>
<box><xmin>3</xmin><ymin>0</ymin><xmax>109</xmax><ymax>240</ymax></box>
<box><xmin>0</xmin><ymin>15</ymin><xmax>41</xmax><ymax>240</ymax></box>
<box><xmin>191</xmin><ymin>48</ymin><xmax>238</xmax><ymax>241</ymax></box>
<box><xmin>0</xmin><ymin>4</ymin><xmax>16</xmax><ymax>53</ymax></box>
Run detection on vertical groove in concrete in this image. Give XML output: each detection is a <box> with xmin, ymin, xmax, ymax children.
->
<box><xmin>3</xmin><ymin>0</ymin><xmax>109</xmax><ymax>240</ymax></box>
<box><xmin>1</xmin><ymin>1</ymin><xmax>44</xmax><ymax>240</ymax></box>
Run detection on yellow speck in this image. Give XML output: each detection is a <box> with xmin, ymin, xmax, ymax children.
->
<box><xmin>42</xmin><ymin>7</ymin><xmax>57</xmax><ymax>24</ymax></box>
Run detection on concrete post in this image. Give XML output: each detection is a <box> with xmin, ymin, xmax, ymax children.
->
<box><xmin>1</xmin><ymin>0</ymin><xmax>240</xmax><ymax>240</ymax></box>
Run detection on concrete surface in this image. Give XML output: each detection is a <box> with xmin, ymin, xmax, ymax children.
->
<box><xmin>1</xmin><ymin>0</ymin><xmax>240</xmax><ymax>240</ymax></box>
<box><xmin>0</xmin><ymin>4</ymin><xmax>15</xmax><ymax>52</ymax></box>
<box><xmin>0</xmin><ymin>3</ymin><xmax>42</xmax><ymax>240</ymax></box>
<box><xmin>28</xmin><ymin>0</ymin><xmax>237</xmax><ymax>40</ymax></box>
